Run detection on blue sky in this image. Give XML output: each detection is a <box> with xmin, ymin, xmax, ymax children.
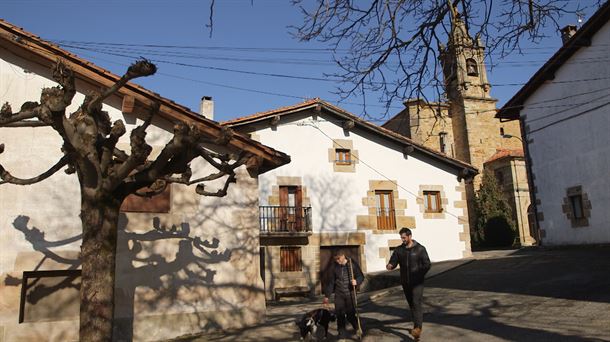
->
<box><xmin>0</xmin><ymin>0</ymin><xmax>600</xmax><ymax>122</ymax></box>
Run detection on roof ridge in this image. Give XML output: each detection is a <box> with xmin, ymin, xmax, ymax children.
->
<box><xmin>224</xmin><ymin>98</ymin><xmax>477</xmax><ymax>172</ymax></box>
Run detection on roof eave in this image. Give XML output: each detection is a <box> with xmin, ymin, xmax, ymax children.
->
<box><xmin>496</xmin><ymin>1</ymin><xmax>610</xmax><ymax>121</ymax></box>
<box><xmin>0</xmin><ymin>20</ymin><xmax>290</xmax><ymax>175</ymax></box>
<box><xmin>226</xmin><ymin>101</ymin><xmax>478</xmax><ymax>174</ymax></box>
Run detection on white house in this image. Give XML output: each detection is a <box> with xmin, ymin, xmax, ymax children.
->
<box><xmin>0</xmin><ymin>19</ymin><xmax>288</xmax><ymax>341</ymax></box>
<box><xmin>225</xmin><ymin>99</ymin><xmax>477</xmax><ymax>299</ymax></box>
<box><xmin>496</xmin><ymin>1</ymin><xmax>610</xmax><ymax>246</ymax></box>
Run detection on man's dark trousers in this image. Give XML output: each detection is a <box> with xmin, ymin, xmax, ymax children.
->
<box><xmin>334</xmin><ymin>292</ymin><xmax>359</xmax><ymax>333</ymax></box>
<box><xmin>402</xmin><ymin>283</ymin><xmax>424</xmax><ymax>328</ymax></box>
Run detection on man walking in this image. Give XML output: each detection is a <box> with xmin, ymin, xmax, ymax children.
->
<box><xmin>386</xmin><ymin>228</ymin><xmax>431</xmax><ymax>340</ymax></box>
<box><xmin>323</xmin><ymin>250</ymin><xmax>365</xmax><ymax>340</ymax></box>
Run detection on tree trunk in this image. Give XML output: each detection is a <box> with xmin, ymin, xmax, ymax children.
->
<box><xmin>79</xmin><ymin>196</ymin><xmax>121</xmax><ymax>341</ymax></box>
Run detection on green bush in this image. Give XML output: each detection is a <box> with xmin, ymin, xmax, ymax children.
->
<box><xmin>473</xmin><ymin>171</ymin><xmax>516</xmax><ymax>247</ymax></box>
<box><xmin>483</xmin><ymin>215</ymin><xmax>516</xmax><ymax>247</ymax></box>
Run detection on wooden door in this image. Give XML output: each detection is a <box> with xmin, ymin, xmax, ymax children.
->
<box><xmin>319</xmin><ymin>246</ymin><xmax>360</xmax><ymax>293</ymax></box>
<box><xmin>279</xmin><ymin>186</ymin><xmax>303</xmax><ymax>231</ymax></box>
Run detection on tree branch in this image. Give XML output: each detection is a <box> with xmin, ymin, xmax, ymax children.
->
<box><xmin>107</xmin><ymin>105</ymin><xmax>158</xmax><ymax>191</ymax></box>
<box><xmin>292</xmin><ymin>0</ymin><xmax>580</xmax><ymax>117</ymax></box>
<box><xmin>87</xmin><ymin>59</ymin><xmax>156</xmax><ymax>113</ymax></box>
<box><xmin>0</xmin><ymin>151</ymin><xmax>70</xmax><ymax>185</ymax></box>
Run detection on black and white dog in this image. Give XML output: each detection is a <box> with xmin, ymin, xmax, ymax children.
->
<box><xmin>296</xmin><ymin>308</ymin><xmax>336</xmax><ymax>340</ymax></box>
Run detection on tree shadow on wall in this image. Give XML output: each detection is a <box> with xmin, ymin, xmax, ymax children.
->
<box><xmin>10</xmin><ymin>212</ymin><xmax>264</xmax><ymax>341</ymax></box>
<box><xmin>113</xmin><ymin>214</ymin><xmax>233</xmax><ymax>340</ymax></box>
<box><xmin>6</xmin><ymin>216</ymin><xmax>82</xmax><ymax>324</ymax></box>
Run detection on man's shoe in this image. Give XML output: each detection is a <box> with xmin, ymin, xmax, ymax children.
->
<box><xmin>411</xmin><ymin>327</ymin><xmax>422</xmax><ymax>340</ymax></box>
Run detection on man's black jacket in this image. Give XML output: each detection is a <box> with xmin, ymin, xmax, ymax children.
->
<box><xmin>388</xmin><ymin>241</ymin><xmax>431</xmax><ymax>286</ymax></box>
<box><xmin>323</xmin><ymin>258</ymin><xmax>364</xmax><ymax>298</ymax></box>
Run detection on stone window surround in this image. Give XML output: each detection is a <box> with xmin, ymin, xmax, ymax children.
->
<box><xmin>417</xmin><ymin>185</ymin><xmax>448</xmax><ymax>219</ymax></box>
<box><xmin>379</xmin><ymin>239</ymin><xmax>403</xmax><ymax>264</ymax></box>
<box><xmin>562</xmin><ymin>185</ymin><xmax>592</xmax><ymax>228</ymax></box>
<box><xmin>328</xmin><ymin>139</ymin><xmax>359</xmax><ymax>173</ymax></box>
<box><xmin>309</xmin><ymin>232</ymin><xmax>367</xmax><ymax>273</ymax></box>
<box><xmin>356</xmin><ymin>180</ymin><xmax>416</xmax><ymax>234</ymax></box>
<box><xmin>454</xmin><ymin>182</ymin><xmax>472</xmax><ymax>258</ymax></box>
<box><xmin>267</xmin><ymin>176</ymin><xmax>311</xmax><ymax>207</ymax></box>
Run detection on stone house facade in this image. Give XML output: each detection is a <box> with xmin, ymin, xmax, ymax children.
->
<box><xmin>496</xmin><ymin>2</ymin><xmax>610</xmax><ymax>245</ymax></box>
<box><xmin>224</xmin><ymin>99</ymin><xmax>477</xmax><ymax>300</ymax></box>
<box><xmin>0</xmin><ymin>19</ymin><xmax>288</xmax><ymax>341</ymax></box>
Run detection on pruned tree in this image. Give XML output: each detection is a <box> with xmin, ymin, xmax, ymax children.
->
<box><xmin>290</xmin><ymin>0</ymin><xmax>587</xmax><ymax>117</ymax></box>
<box><xmin>0</xmin><ymin>60</ymin><xmax>257</xmax><ymax>341</ymax></box>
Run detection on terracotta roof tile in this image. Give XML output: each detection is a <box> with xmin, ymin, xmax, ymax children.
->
<box><xmin>223</xmin><ymin>98</ymin><xmax>321</xmax><ymax>125</ymax></box>
<box><xmin>0</xmin><ymin>18</ymin><xmax>290</xmax><ymax>173</ymax></box>
<box><xmin>485</xmin><ymin>149</ymin><xmax>524</xmax><ymax>164</ymax></box>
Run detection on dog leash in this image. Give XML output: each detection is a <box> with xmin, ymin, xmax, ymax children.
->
<box><xmin>348</xmin><ymin>258</ymin><xmax>363</xmax><ymax>339</ymax></box>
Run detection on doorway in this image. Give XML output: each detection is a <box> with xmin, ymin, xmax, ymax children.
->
<box><xmin>319</xmin><ymin>246</ymin><xmax>361</xmax><ymax>293</ymax></box>
<box><xmin>279</xmin><ymin>185</ymin><xmax>303</xmax><ymax>231</ymax></box>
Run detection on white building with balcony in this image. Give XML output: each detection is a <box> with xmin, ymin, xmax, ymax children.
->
<box><xmin>225</xmin><ymin>99</ymin><xmax>478</xmax><ymax>299</ymax></box>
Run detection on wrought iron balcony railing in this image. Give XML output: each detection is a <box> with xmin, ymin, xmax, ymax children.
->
<box><xmin>259</xmin><ymin>206</ymin><xmax>312</xmax><ymax>233</ymax></box>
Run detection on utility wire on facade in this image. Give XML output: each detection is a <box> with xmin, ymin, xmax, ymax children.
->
<box><xmin>15</xmin><ymin>33</ymin><xmax>610</xmax><ymax>130</ymax></box>
<box><xmin>292</xmin><ymin>120</ymin><xmax>469</xmax><ymax>224</ymax></box>
<box><xmin>52</xmin><ymin>41</ymin><xmax>610</xmax><ymax>88</ymax></box>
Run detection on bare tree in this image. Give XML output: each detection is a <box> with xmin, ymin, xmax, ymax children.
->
<box><xmin>290</xmin><ymin>0</ymin><xmax>585</xmax><ymax>117</ymax></box>
<box><xmin>0</xmin><ymin>60</ymin><xmax>260</xmax><ymax>341</ymax></box>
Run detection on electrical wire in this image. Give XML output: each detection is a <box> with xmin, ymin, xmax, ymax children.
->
<box><xmin>528</xmin><ymin>100</ymin><xmax>610</xmax><ymax>134</ymax></box>
<box><xmin>298</xmin><ymin>120</ymin><xmax>469</xmax><ymax>224</ymax></box>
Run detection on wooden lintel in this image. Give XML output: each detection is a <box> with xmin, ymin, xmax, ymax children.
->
<box><xmin>403</xmin><ymin>145</ymin><xmax>414</xmax><ymax>158</ymax></box>
<box><xmin>246</xmin><ymin>155</ymin><xmax>264</xmax><ymax>178</ymax></box>
<box><xmin>270</xmin><ymin>115</ymin><xmax>281</xmax><ymax>126</ymax></box>
<box><xmin>121</xmin><ymin>95</ymin><xmax>135</xmax><ymax>114</ymax></box>
<box><xmin>343</xmin><ymin>120</ymin><xmax>355</xmax><ymax>130</ymax></box>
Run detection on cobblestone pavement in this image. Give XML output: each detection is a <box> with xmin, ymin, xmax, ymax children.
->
<box><xmin>188</xmin><ymin>247</ymin><xmax>610</xmax><ymax>342</ymax></box>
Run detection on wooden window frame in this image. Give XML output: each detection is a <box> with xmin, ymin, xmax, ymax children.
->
<box><xmin>375</xmin><ymin>190</ymin><xmax>396</xmax><ymax>230</ymax></box>
<box><xmin>280</xmin><ymin>246</ymin><xmax>303</xmax><ymax>272</ymax></box>
<box><xmin>335</xmin><ymin>148</ymin><xmax>352</xmax><ymax>165</ymax></box>
<box><xmin>423</xmin><ymin>191</ymin><xmax>443</xmax><ymax>213</ymax></box>
<box><xmin>569</xmin><ymin>194</ymin><xmax>584</xmax><ymax>219</ymax></box>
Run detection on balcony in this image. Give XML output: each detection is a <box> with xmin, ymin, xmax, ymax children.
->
<box><xmin>259</xmin><ymin>206</ymin><xmax>312</xmax><ymax>236</ymax></box>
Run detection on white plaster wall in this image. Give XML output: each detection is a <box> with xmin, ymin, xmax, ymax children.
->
<box><xmin>520</xmin><ymin>22</ymin><xmax>610</xmax><ymax>245</ymax></box>
<box><xmin>0</xmin><ymin>53</ymin><xmax>264</xmax><ymax>341</ymax></box>
<box><xmin>254</xmin><ymin>112</ymin><xmax>468</xmax><ymax>272</ymax></box>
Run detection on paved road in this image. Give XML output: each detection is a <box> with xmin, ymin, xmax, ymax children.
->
<box><xmin>190</xmin><ymin>247</ymin><xmax>610</xmax><ymax>341</ymax></box>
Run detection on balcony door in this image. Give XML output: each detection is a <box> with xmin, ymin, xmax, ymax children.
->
<box><xmin>375</xmin><ymin>190</ymin><xmax>396</xmax><ymax>230</ymax></box>
<box><xmin>279</xmin><ymin>186</ymin><xmax>303</xmax><ymax>231</ymax></box>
